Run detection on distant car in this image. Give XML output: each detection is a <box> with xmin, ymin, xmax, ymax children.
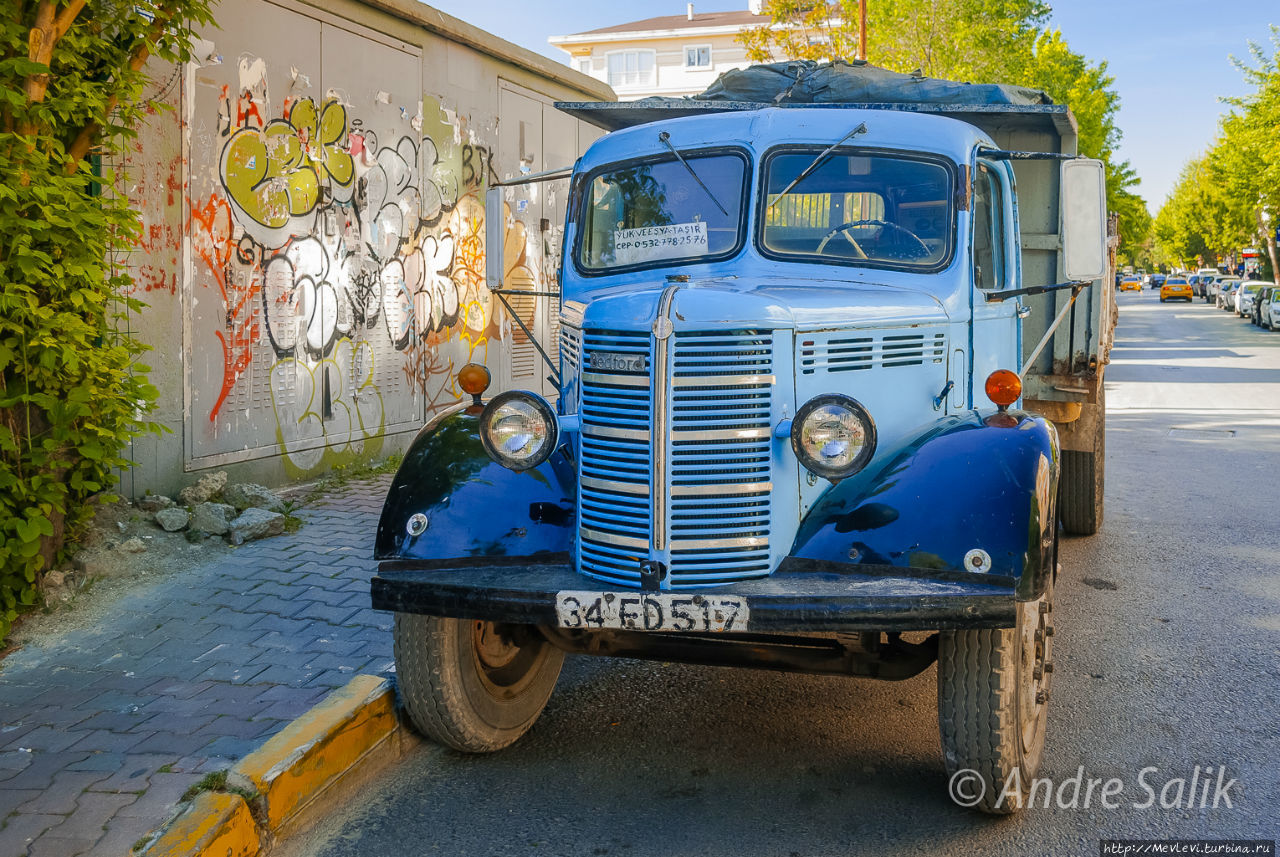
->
<box><xmin>1218</xmin><ymin>280</ymin><xmax>1242</xmax><ymax>310</ymax></box>
<box><xmin>1253</xmin><ymin>285</ymin><xmax>1280</xmax><ymax>327</ymax></box>
<box><xmin>1150</xmin><ymin>274</ymin><xmax>1166</xmax><ymax>290</ymax></box>
<box><xmin>1119</xmin><ymin>276</ymin><xmax>1142</xmax><ymax>292</ymax></box>
<box><xmin>1209</xmin><ymin>277</ymin><xmax>1239</xmax><ymax>305</ymax></box>
<box><xmin>1160</xmin><ymin>277</ymin><xmax>1193</xmax><ymax>302</ymax></box>
<box><xmin>1264</xmin><ymin>287</ymin><xmax>1280</xmax><ymax>330</ymax></box>
<box><xmin>1235</xmin><ymin>281</ymin><xmax>1269</xmax><ymax>317</ymax></box>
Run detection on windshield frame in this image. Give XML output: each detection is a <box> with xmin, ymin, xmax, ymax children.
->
<box><xmin>571</xmin><ymin>145</ymin><xmax>752</xmax><ymax>278</ymax></box>
<box><xmin>754</xmin><ymin>145</ymin><xmax>958</xmax><ymax>275</ymax></box>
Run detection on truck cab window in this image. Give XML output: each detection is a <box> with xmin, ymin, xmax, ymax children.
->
<box><xmin>759</xmin><ymin>150</ymin><xmax>953</xmax><ymax>271</ymax></box>
<box><xmin>972</xmin><ymin>164</ymin><xmax>1005</xmax><ymax>290</ymax></box>
<box><xmin>576</xmin><ymin>151</ymin><xmax>748</xmax><ymax>273</ymax></box>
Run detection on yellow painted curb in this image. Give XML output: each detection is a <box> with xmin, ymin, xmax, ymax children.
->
<box><xmin>231</xmin><ymin>674</ymin><xmax>398</xmax><ymax>832</ymax></box>
<box><xmin>137</xmin><ymin>675</ymin><xmax>413</xmax><ymax>856</ymax></box>
<box><xmin>143</xmin><ymin>791</ymin><xmax>260</xmax><ymax>857</ymax></box>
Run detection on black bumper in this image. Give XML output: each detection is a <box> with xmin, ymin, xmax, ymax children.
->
<box><xmin>371</xmin><ymin>557</ymin><xmax>1017</xmax><ymax>632</ymax></box>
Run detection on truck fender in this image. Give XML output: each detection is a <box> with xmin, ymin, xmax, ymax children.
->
<box><xmin>788</xmin><ymin>411</ymin><xmax>1058</xmax><ymax>600</ymax></box>
<box><xmin>375</xmin><ymin>406</ymin><xmax>577</xmax><ymax>562</ymax></box>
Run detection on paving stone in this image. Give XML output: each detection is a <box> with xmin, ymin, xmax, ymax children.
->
<box><xmin>80</xmin><ymin>818</ymin><xmax>153</xmax><ymax>857</ymax></box>
<box><xmin>65</xmin><ymin>731</ymin><xmax>148</xmax><ymax>755</ymax></box>
<box><xmin>126</xmin><ymin>732</ymin><xmax>214</xmax><ymax>758</ymax></box>
<box><xmin>0</xmin><ymin>814</ymin><xmax>65</xmax><ymax>856</ymax></box>
<box><xmin>43</xmin><ymin>792</ymin><xmax>137</xmax><ymax>842</ymax></box>
<box><xmin>89</xmin><ymin>757</ymin><xmax>175</xmax><ymax>794</ymax></box>
<box><xmin>0</xmin><ymin>753</ymin><xmax>90</xmax><ymax>791</ymax></box>
<box><xmin>64</xmin><ymin>753</ymin><xmax>128</xmax><ymax>774</ymax></box>
<box><xmin>114</xmin><ymin>772</ymin><xmax>199</xmax><ymax>819</ymax></box>
<box><xmin>26</xmin><ymin>833</ymin><xmax>98</xmax><ymax>857</ymax></box>
<box><xmin>17</xmin><ymin>771</ymin><xmax>112</xmax><ymax>815</ymax></box>
<box><xmin>194</xmin><ymin>662</ymin><xmax>269</xmax><ymax>686</ymax></box>
<box><xmin>0</xmin><ymin>788</ymin><xmax>41</xmax><ymax>819</ymax></box>
<box><xmin>138</xmin><ymin>679</ymin><xmax>214</xmax><ymax>700</ymax></box>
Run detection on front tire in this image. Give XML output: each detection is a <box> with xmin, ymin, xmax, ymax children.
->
<box><xmin>938</xmin><ymin>572</ymin><xmax>1055</xmax><ymax>814</ymax></box>
<box><xmin>393</xmin><ymin>614</ymin><xmax>565</xmax><ymax>752</ymax></box>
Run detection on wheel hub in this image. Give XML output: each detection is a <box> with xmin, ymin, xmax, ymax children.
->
<box><xmin>1017</xmin><ymin>590</ymin><xmax>1054</xmax><ymax>752</ymax></box>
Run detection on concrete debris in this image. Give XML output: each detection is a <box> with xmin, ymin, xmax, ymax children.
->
<box><xmin>137</xmin><ymin>494</ymin><xmax>176</xmax><ymax>513</ymax></box>
<box><xmin>228</xmin><ymin>508</ymin><xmax>286</xmax><ymax>545</ymax></box>
<box><xmin>154</xmin><ymin>507</ymin><xmax>191</xmax><ymax>532</ymax></box>
<box><xmin>190</xmin><ymin>502</ymin><xmax>237</xmax><ymax>536</ymax></box>
<box><xmin>117</xmin><ymin>537</ymin><xmax>147</xmax><ymax>553</ymax></box>
<box><xmin>223</xmin><ymin>482</ymin><xmax>286</xmax><ymax>512</ymax></box>
<box><xmin>178</xmin><ymin>470</ymin><xmax>229</xmax><ymax>506</ymax></box>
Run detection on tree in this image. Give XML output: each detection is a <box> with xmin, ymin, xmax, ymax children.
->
<box><xmin>737</xmin><ymin>1</ymin><xmax>1152</xmax><ymax>256</ymax></box>
<box><xmin>0</xmin><ymin>1</ymin><xmax>215</xmax><ymax>643</ymax></box>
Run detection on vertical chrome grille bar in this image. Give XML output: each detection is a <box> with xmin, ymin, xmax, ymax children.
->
<box><xmin>650</xmin><ymin>285</ymin><xmax>679</xmax><ymax>553</ymax></box>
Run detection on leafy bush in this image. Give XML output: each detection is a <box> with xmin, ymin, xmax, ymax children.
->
<box><xmin>0</xmin><ymin>1</ymin><xmax>214</xmax><ymax>643</ymax></box>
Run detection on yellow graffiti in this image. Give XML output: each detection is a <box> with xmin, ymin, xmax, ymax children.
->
<box><xmin>220</xmin><ymin>98</ymin><xmax>354</xmax><ymax>240</ymax></box>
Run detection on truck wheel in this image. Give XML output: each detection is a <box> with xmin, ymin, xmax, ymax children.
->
<box><xmin>393</xmin><ymin>614</ymin><xmax>564</xmax><ymax>752</ymax></box>
<box><xmin>938</xmin><ymin>573</ymin><xmax>1055</xmax><ymax>814</ymax></box>
<box><xmin>1059</xmin><ymin>406</ymin><xmax>1104</xmax><ymax>536</ymax></box>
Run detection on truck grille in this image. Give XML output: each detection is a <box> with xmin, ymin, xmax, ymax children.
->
<box><xmin>575</xmin><ymin>326</ymin><xmax>776</xmax><ymax>589</ymax></box>
<box><xmin>666</xmin><ymin>330</ymin><xmax>775</xmax><ymax>586</ymax></box>
<box><xmin>578</xmin><ymin>330</ymin><xmax>652</xmax><ymax>584</ymax></box>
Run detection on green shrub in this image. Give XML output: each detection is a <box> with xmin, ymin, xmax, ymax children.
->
<box><xmin>0</xmin><ymin>1</ymin><xmax>214</xmax><ymax>644</ymax></box>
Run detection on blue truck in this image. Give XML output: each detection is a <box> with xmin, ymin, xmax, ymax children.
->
<box><xmin>371</xmin><ymin>64</ymin><xmax>1112</xmax><ymax>813</ymax></box>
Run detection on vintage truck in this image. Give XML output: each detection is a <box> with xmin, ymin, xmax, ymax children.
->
<box><xmin>371</xmin><ymin>63</ymin><xmax>1113</xmax><ymax>814</ymax></box>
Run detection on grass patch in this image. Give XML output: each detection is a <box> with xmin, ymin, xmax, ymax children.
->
<box><xmin>300</xmin><ymin>453</ymin><xmax>402</xmax><ymax>505</ymax></box>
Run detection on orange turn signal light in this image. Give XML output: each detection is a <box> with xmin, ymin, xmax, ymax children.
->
<box><xmin>458</xmin><ymin>363</ymin><xmax>492</xmax><ymax>401</ymax></box>
<box><xmin>984</xmin><ymin>369</ymin><xmax>1022</xmax><ymax>409</ymax></box>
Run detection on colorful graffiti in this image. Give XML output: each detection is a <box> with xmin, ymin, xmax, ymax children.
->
<box><xmin>190</xmin><ymin>71</ymin><xmax>534</xmax><ymax>474</ymax></box>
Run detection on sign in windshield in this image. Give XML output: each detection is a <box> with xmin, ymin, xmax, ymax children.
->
<box><xmin>576</xmin><ymin>151</ymin><xmax>748</xmax><ymax>273</ymax></box>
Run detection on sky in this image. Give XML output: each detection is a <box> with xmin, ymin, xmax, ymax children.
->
<box><xmin>422</xmin><ymin>0</ymin><xmax>1278</xmax><ymax>211</ymax></box>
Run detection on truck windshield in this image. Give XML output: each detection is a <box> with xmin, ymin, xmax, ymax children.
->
<box><xmin>576</xmin><ymin>150</ymin><xmax>748</xmax><ymax>273</ymax></box>
<box><xmin>760</xmin><ymin>149</ymin><xmax>953</xmax><ymax>271</ymax></box>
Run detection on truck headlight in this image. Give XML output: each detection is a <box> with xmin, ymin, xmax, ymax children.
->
<box><xmin>479</xmin><ymin>391</ymin><xmax>559</xmax><ymax>471</ymax></box>
<box><xmin>790</xmin><ymin>394</ymin><xmax>877</xmax><ymax>481</ymax></box>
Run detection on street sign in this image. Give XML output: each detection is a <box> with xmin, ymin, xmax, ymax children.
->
<box><xmin>1242</xmin><ymin>247</ymin><xmax>1260</xmax><ymax>259</ymax></box>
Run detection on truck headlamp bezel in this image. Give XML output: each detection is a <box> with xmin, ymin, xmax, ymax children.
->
<box><xmin>790</xmin><ymin>394</ymin><xmax>877</xmax><ymax>482</ymax></box>
<box><xmin>479</xmin><ymin>391</ymin><xmax>559</xmax><ymax>472</ymax></box>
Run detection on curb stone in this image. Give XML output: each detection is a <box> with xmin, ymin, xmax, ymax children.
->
<box><xmin>139</xmin><ymin>674</ymin><xmax>417</xmax><ymax>856</ymax></box>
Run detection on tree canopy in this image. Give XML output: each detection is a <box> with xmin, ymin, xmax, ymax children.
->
<box><xmin>738</xmin><ymin>1</ymin><xmax>1153</xmax><ymax>262</ymax></box>
<box><xmin>1155</xmin><ymin>28</ymin><xmax>1279</xmax><ymax>279</ymax></box>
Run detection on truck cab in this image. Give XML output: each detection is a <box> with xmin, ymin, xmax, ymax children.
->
<box><xmin>372</xmin><ymin>89</ymin><xmax>1108</xmax><ymax>814</ymax></box>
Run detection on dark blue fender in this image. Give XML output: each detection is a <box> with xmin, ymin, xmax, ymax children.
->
<box><xmin>374</xmin><ymin>407</ymin><xmax>577</xmax><ymax>561</ymax></box>
<box><xmin>788</xmin><ymin>410</ymin><xmax>1058</xmax><ymax>600</ymax></box>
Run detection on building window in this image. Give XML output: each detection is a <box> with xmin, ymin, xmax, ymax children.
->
<box><xmin>577</xmin><ymin>58</ymin><xmax>590</xmax><ymax>74</ymax></box>
<box><xmin>606</xmin><ymin>50</ymin><xmax>655</xmax><ymax>87</ymax></box>
<box><xmin>684</xmin><ymin>45</ymin><xmax>712</xmax><ymax>68</ymax></box>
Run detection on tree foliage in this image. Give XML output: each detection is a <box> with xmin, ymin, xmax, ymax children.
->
<box><xmin>738</xmin><ymin>1</ymin><xmax>1153</xmax><ymax>259</ymax></box>
<box><xmin>0</xmin><ymin>0</ymin><xmax>214</xmax><ymax>643</ymax></box>
<box><xmin>1157</xmin><ymin>28</ymin><xmax>1280</xmax><ymax>278</ymax></box>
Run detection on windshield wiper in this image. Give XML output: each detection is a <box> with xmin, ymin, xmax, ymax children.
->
<box><xmin>658</xmin><ymin>131</ymin><xmax>728</xmax><ymax>216</ymax></box>
<box><xmin>768</xmin><ymin>121</ymin><xmax>868</xmax><ymax>211</ymax></box>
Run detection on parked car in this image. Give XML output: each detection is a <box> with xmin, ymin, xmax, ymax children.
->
<box><xmin>1218</xmin><ymin>280</ymin><xmax>1242</xmax><ymax>310</ymax></box>
<box><xmin>1264</xmin><ymin>287</ymin><xmax>1280</xmax><ymax>330</ymax></box>
<box><xmin>1252</xmin><ymin>285</ymin><xmax>1280</xmax><ymax>327</ymax></box>
<box><xmin>1161</xmin><ymin>277</ymin><xmax>1193</xmax><ymax>302</ymax></box>
<box><xmin>1119</xmin><ymin>276</ymin><xmax>1142</xmax><ymax>292</ymax></box>
<box><xmin>1209</xmin><ymin>277</ymin><xmax>1239</xmax><ymax>305</ymax></box>
<box><xmin>1194</xmin><ymin>267</ymin><xmax>1219</xmax><ymax>296</ymax></box>
<box><xmin>1235</xmin><ymin>280</ymin><xmax>1269</xmax><ymax>317</ymax></box>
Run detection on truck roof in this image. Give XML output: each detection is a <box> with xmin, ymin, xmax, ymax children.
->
<box><xmin>556</xmin><ymin>99</ymin><xmax>1076</xmax><ymax>142</ymax></box>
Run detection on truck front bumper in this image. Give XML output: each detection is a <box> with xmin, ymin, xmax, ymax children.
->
<box><xmin>371</xmin><ymin>557</ymin><xmax>1017</xmax><ymax>633</ymax></box>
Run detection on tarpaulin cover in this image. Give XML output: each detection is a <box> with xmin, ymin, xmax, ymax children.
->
<box><xmin>676</xmin><ymin>60</ymin><xmax>1053</xmax><ymax>107</ymax></box>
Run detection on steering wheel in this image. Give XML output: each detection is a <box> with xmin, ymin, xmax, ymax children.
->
<box><xmin>816</xmin><ymin>219</ymin><xmax>931</xmax><ymax>259</ymax></box>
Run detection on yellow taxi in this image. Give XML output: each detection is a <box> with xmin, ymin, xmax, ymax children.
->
<box><xmin>1119</xmin><ymin>276</ymin><xmax>1142</xmax><ymax>292</ymax></box>
<box><xmin>1160</xmin><ymin>277</ymin><xmax>1193</xmax><ymax>302</ymax></box>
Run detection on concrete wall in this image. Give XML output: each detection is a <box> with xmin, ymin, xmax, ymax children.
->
<box><xmin>115</xmin><ymin>0</ymin><xmax>611</xmax><ymax>498</ymax></box>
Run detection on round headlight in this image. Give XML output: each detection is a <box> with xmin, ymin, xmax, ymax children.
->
<box><xmin>479</xmin><ymin>391</ymin><xmax>559</xmax><ymax>471</ymax></box>
<box><xmin>790</xmin><ymin>394</ymin><xmax>876</xmax><ymax>481</ymax></box>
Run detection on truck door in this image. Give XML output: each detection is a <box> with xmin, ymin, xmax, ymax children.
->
<box><xmin>967</xmin><ymin>158</ymin><xmax>1020</xmax><ymax>405</ymax></box>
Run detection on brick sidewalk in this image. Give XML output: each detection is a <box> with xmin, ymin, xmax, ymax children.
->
<box><xmin>0</xmin><ymin>477</ymin><xmax>395</xmax><ymax>857</ymax></box>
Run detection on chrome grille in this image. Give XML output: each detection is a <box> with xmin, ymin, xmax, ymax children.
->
<box><xmin>800</xmin><ymin>329</ymin><xmax>946</xmax><ymax>374</ymax></box>
<box><xmin>666</xmin><ymin>330</ymin><xmax>774</xmax><ymax>586</ymax></box>
<box><xmin>578</xmin><ymin>330</ymin><xmax>651</xmax><ymax>585</ymax></box>
<box><xmin>560</xmin><ymin>324</ymin><xmax>581</xmax><ymax>376</ymax></box>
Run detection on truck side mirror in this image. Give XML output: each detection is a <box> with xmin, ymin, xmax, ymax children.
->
<box><xmin>1060</xmin><ymin>159</ymin><xmax>1107</xmax><ymax>282</ymax></box>
<box><xmin>485</xmin><ymin>186</ymin><xmax>504</xmax><ymax>290</ymax></box>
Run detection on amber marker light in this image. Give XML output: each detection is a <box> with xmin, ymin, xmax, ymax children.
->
<box><xmin>984</xmin><ymin>369</ymin><xmax>1022</xmax><ymax>411</ymax></box>
<box><xmin>458</xmin><ymin>363</ymin><xmax>492</xmax><ymax>409</ymax></box>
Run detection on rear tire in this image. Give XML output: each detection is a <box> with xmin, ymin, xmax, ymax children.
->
<box><xmin>393</xmin><ymin>614</ymin><xmax>564</xmax><ymax>752</ymax></box>
<box><xmin>938</xmin><ymin>572</ymin><xmax>1055</xmax><ymax>814</ymax></box>
<box><xmin>1058</xmin><ymin>397</ymin><xmax>1104</xmax><ymax>536</ymax></box>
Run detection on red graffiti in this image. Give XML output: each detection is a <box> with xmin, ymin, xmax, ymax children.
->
<box><xmin>190</xmin><ymin>193</ymin><xmax>262</xmax><ymax>422</ymax></box>
<box><xmin>235</xmin><ymin>90</ymin><xmax>264</xmax><ymax>129</ymax></box>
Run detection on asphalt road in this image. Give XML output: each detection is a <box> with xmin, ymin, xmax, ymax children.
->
<box><xmin>281</xmin><ymin>286</ymin><xmax>1280</xmax><ymax>857</ymax></box>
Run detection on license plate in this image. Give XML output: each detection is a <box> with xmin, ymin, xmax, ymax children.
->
<box><xmin>554</xmin><ymin>591</ymin><xmax>748</xmax><ymax>632</ymax></box>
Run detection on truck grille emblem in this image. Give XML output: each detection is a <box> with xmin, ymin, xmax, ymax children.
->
<box><xmin>588</xmin><ymin>351</ymin><xmax>645</xmax><ymax>373</ymax></box>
